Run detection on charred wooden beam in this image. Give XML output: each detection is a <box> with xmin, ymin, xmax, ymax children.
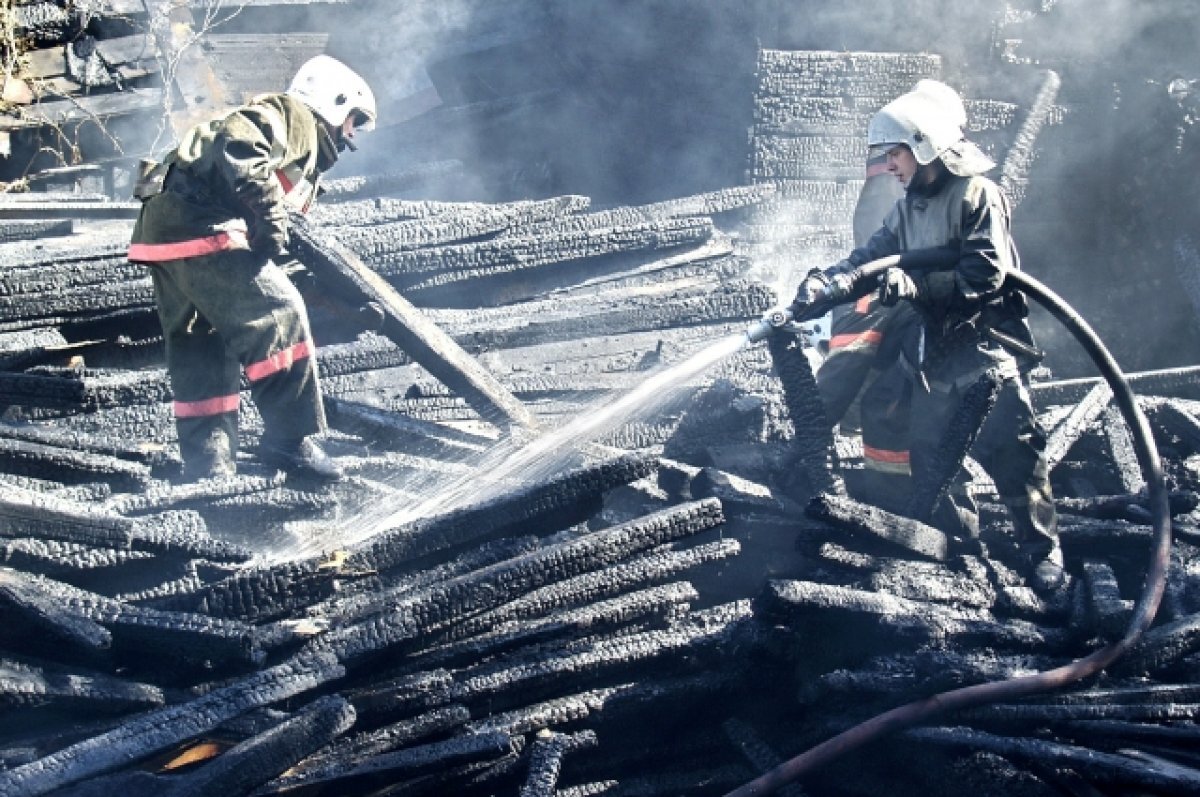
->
<box><xmin>1077</xmin><ymin>559</ymin><xmax>1132</xmax><ymax>641</ymax></box>
<box><xmin>351</xmin><ymin>602</ymin><xmax>755</xmax><ymax>721</ymax></box>
<box><xmin>295</xmin><ymin>704</ymin><xmax>471</xmax><ymax>776</ymax></box>
<box><xmin>1044</xmin><ymin>381</ymin><xmax>1112</xmax><ymax>469</ymax></box>
<box><xmin>315</xmin><ymin>499</ymin><xmax>725</xmax><ymax>666</ymax></box>
<box><xmin>1112</xmin><ymin>610</ymin><xmax>1200</xmax><ymax>677</ymax></box>
<box><xmin>259</xmin><ymin>730</ymin><xmax>520</xmax><ymax>796</ymax></box>
<box><xmin>141</xmin><ymin>561</ymin><xmax>335</xmax><ymax>623</ymax></box>
<box><xmin>807</xmin><ymin>493</ymin><xmax>949</xmax><ymax>561</ymax></box>
<box><xmin>0</xmin><ymin>567</ymin><xmax>112</xmax><ymax>658</ymax></box>
<box><xmin>0</xmin><ymin>436</ymin><xmax>152</xmax><ymax>490</ymax></box>
<box><xmin>167</xmin><ymin>695</ymin><xmax>356</xmax><ymax>797</ymax></box>
<box><xmin>0</xmin><ymin>657</ymin><xmax>162</xmax><ymax>714</ymax></box>
<box><xmin>377</xmin><ymin>217</ymin><xmax>714</xmax><ymax>286</ymax></box>
<box><xmin>908</xmin><ymin>725</ymin><xmax>1200</xmax><ymax>792</ymax></box>
<box><xmin>0</xmin><ymin>651</ymin><xmax>343</xmax><ymax>797</ymax></box>
<box><xmin>1032</xmin><ymin>365</ymin><xmax>1200</xmax><ymax>406</ymax></box>
<box><xmin>520</xmin><ymin>729</ymin><xmax>599</xmax><ymax>797</ymax></box>
<box><xmin>410</xmin><ymin>581</ymin><xmax>698</xmax><ymax>671</ymax></box>
<box><xmin>439</xmin><ymin>539</ymin><xmax>740</xmax><ymax>645</ymax></box>
<box><xmin>334</xmin><ymin>195</ymin><xmax>588</xmax><ymax>256</ymax></box>
<box><xmin>0</xmin><ymin>569</ymin><xmax>262</xmax><ymax>671</ymax></box>
<box><xmin>767</xmin><ymin>327</ymin><xmax>842</xmax><ymax>496</ymax></box>
<box><xmin>345</xmin><ymin>451</ymin><xmax>657</xmax><ymax>573</ymax></box>
<box><xmin>760</xmin><ymin>580</ymin><xmax>1068</xmax><ymax>656</ymax></box>
<box><xmin>288</xmin><ymin>214</ymin><xmax>537</xmax><ymax>431</ymax></box>
<box><xmin>0</xmin><ymin>537</ymin><xmax>154</xmax><ymax>580</ymax></box>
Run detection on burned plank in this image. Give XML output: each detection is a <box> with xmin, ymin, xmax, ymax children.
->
<box><xmin>807</xmin><ymin>493</ymin><xmax>949</xmax><ymax>562</ymax></box>
<box><xmin>0</xmin><ymin>566</ymin><xmax>112</xmax><ymax>658</ymax></box>
<box><xmin>345</xmin><ymin>451</ymin><xmax>657</xmax><ymax>573</ymax></box>
<box><xmin>908</xmin><ymin>725</ymin><xmax>1200</xmax><ymax>793</ymax></box>
<box><xmin>258</xmin><ymin>730</ymin><xmax>520</xmax><ymax>796</ymax></box>
<box><xmin>520</xmin><ymin>729</ymin><xmax>599</xmax><ymax>797</ymax></box>
<box><xmin>0</xmin><ymin>652</ymin><xmax>343</xmax><ymax>797</ymax></box>
<box><xmin>0</xmin><ymin>657</ymin><xmax>162</xmax><ymax>714</ymax></box>
<box><xmin>167</xmin><ymin>695</ymin><xmax>356</xmax><ymax>797</ymax></box>
<box><xmin>288</xmin><ymin>213</ymin><xmax>538</xmax><ymax>430</ymax></box>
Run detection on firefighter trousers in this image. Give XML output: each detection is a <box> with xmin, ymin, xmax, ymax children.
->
<box><xmin>149</xmin><ymin>248</ymin><xmax>326</xmax><ymax>474</ymax></box>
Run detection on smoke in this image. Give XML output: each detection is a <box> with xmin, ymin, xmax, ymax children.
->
<box><xmin>85</xmin><ymin>0</ymin><xmax>1200</xmax><ymax>374</ymax></box>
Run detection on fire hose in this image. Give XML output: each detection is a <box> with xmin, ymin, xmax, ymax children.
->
<box><xmin>728</xmin><ymin>256</ymin><xmax>1173</xmax><ymax>796</ymax></box>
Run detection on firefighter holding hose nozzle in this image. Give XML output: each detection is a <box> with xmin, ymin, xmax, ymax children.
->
<box><xmin>770</xmin><ymin>81</ymin><xmax>1066</xmax><ymax>593</ymax></box>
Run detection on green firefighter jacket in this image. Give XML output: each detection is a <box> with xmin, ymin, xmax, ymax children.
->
<box><xmin>130</xmin><ymin>93</ymin><xmax>338</xmax><ymax>257</ymax></box>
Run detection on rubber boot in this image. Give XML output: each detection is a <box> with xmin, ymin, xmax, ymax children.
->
<box><xmin>258</xmin><ymin>435</ymin><xmax>343</xmax><ymax>484</ymax></box>
<box><xmin>177</xmin><ymin>417</ymin><xmax>237</xmax><ymax>482</ymax></box>
<box><xmin>1004</xmin><ymin>492</ymin><xmax>1065</xmax><ymax>593</ymax></box>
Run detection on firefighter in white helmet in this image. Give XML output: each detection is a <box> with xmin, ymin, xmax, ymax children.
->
<box><xmin>791</xmin><ymin>80</ymin><xmax>1064</xmax><ymax>592</ymax></box>
<box><xmin>128</xmin><ymin>55</ymin><xmax>376</xmax><ymax>483</ymax></box>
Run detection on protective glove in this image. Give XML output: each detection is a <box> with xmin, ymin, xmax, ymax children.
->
<box><xmin>249</xmin><ymin>212</ymin><xmax>289</xmax><ymax>261</ymax></box>
<box><xmin>878</xmin><ymin>267</ymin><xmax>920</xmax><ymax>306</ymax></box>
<box><xmin>789</xmin><ymin>269</ymin><xmax>830</xmax><ymax>313</ymax></box>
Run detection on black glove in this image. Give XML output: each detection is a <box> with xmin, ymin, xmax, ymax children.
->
<box><xmin>878</xmin><ymin>267</ymin><xmax>920</xmax><ymax>306</ymax></box>
<box><xmin>790</xmin><ymin>269</ymin><xmax>829</xmax><ymax>313</ymax></box>
<box><xmin>790</xmin><ymin>263</ymin><xmax>858</xmax><ymax>317</ymax></box>
<box><xmin>249</xmin><ymin>212</ymin><xmax>289</xmax><ymax>261</ymax></box>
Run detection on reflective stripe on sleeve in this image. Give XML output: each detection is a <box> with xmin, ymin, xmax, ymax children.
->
<box><xmin>128</xmin><ymin>229</ymin><xmax>250</xmax><ymax>262</ymax></box>
<box><xmin>244</xmin><ymin>340</ymin><xmax>312</xmax><ymax>382</ymax></box>
<box><xmin>174</xmin><ymin>393</ymin><xmax>240</xmax><ymax>418</ymax></box>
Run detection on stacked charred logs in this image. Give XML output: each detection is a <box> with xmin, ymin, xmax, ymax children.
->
<box><xmin>2</xmin><ymin>110</ymin><xmax>1200</xmax><ymax>797</ymax></box>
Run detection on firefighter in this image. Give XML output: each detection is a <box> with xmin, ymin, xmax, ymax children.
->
<box><xmin>816</xmin><ymin>80</ymin><xmax>963</xmax><ymax>513</ymax></box>
<box><xmin>792</xmin><ymin>81</ymin><xmax>1065</xmax><ymax>591</ymax></box>
<box><xmin>128</xmin><ymin>55</ymin><xmax>376</xmax><ymax>483</ymax></box>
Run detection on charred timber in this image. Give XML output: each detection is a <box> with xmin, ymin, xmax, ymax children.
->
<box><xmin>807</xmin><ymin>493</ymin><xmax>950</xmax><ymax>561</ymax></box>
<box><xmin>0</xmin><ymin>652</ymin><xmax>344</xmax><ymax>797</ymax></box>
<box><xmin>258</xmin><ymin>730</ymin><xmax>520</xmax><ymax>796</ymax></box>
<box><xmin>333</xmin><ymin>195</ymin><xmax>589</xmax><ymax>255</ymax></box>
<box><xmin>767</xmin><ymin>327</ymin><xmax>842</xmax><ymax>496</ymax></box>
<box><xmin>312</xmin><ymin>499</ymin><xmax>726</xmax><ymax>666</ymax></box>
<box><xmin>438</xmin><ymin>539</ymin><xmax>740</xmax><ymax>644</ymax></box>
<box><xmin>908</xmin><ymin>725</ymin><xmax>1200</xmax><ymax>792</ymax></box>
<box><xmin>345</xmin><ymin>451</ymin><xmax>657</xmax><ymax>574</ymax></box>
<box><xmin>520</xmin><ymin>729</ymin><xmax>599</xmax><ymax>797</ymax></box>
<box><xmin>0</xmin><ymin>657</ymin><xmax>163</xmax><ymax>714</ymax></box>
<box><xmin>167</xmin><ymin>695</ymin><xmax>356</xmax><ymax>797</ymax></box>
<box><xmin>288</xmin><ymin>214</ymin><xmax>537</xmax><ymax>430</ymax></box>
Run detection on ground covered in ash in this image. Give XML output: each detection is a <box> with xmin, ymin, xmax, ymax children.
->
<box><xmin>1</xmin><ymin>182</ymin><xmax>1200</xmax><ymax>797</ymax></box>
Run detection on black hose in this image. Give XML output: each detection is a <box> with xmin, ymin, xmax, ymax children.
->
<box><xmin>725</xmin><ymin>263</ymin><xmax>1173</xmax><ymax>797</ymax></box>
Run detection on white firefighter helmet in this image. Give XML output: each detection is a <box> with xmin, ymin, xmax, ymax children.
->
<box><xmin>867</xmin><ymin>80</ymin><xmax>994</xmax><ymax>176</ymax></box>
<box><xmin>287</xmin><ymin>54</ymin><xmax>377</xmax><ymax>131</ymax></box>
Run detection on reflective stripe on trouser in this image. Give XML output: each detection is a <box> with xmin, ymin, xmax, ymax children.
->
<box><xmin>150</xmin><ymin>247</ymin><xmax>326</xmax><ymax>469</ymax></box>
<box><xmin>907</xmin><ymin>340</ymin><xmax>1058</xmax><ymax>549</ymax></box>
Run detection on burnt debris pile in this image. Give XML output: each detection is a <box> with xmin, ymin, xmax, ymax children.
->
<box><xmin>0</xmin><ymin>180</ymin><xmax>1199</xmax><ymax>797</ymax></box>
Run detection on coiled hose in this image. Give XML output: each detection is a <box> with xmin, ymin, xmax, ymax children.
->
<box><xmin>725</xmin><ymin>260</ymin><xmax>1173</xmax><ymax>797</ymax></box>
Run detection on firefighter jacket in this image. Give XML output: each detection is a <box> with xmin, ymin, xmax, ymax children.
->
<box><xmin>129</xmin><ymin>93</ymin><xmax>338</xmax><ymax>262</ymax></box>
<box><xmin>838</xmin><ymin>167</ymin><xmax>1037</xmax><ymax>370</ymax></box>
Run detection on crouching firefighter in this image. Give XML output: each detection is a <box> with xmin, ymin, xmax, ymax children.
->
<box><xmin>788</xmin><ymin>81</ymin><xmax>1065</xmax><ymax>592</ymax></box>
<box><xmin>128</xmin><ymin>55</ymin><xmax>377</xmax><ymax>483</ymax></box>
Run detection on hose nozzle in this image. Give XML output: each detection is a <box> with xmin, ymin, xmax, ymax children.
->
<box><xmin>746</xmin><ymin>306</ymin><xmax>794</xmax><ymax>343</ymax></box>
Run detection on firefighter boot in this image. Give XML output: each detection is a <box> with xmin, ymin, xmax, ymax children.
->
<box><xmin>177</xmin><ymin>418</ymin><xmax>237</xmax><ymax>482</ymax></box>
<box><xmin>1004</xmin><ymin>493</ymin><xmax>1065</xmax><ymax>593</ymax></box>
<box><xmin>258</xmin><ymin>435</ymin><xmax>343</xmax><ymax>484</ymax></box>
